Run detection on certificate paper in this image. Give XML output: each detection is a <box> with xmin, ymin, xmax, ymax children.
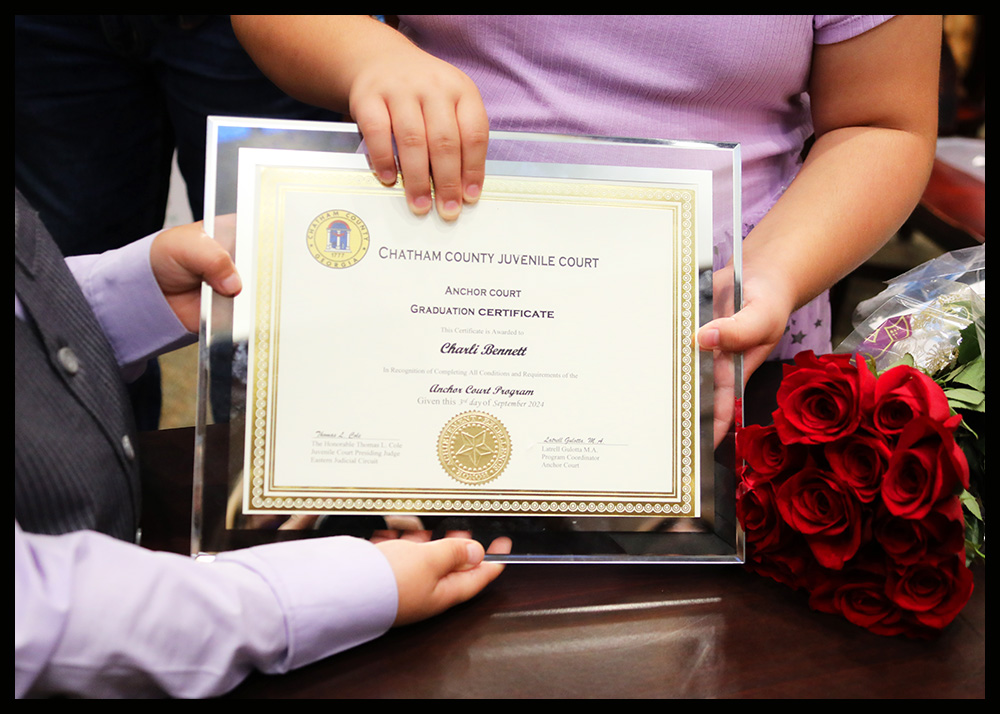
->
<box><xmin>234</xmin><ymin>149</ymin><xmax>712</xmax><ymax>520</ymax></box>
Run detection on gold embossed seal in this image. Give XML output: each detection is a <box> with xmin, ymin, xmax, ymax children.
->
<box><xmin>306</xmin><ymin>209</ymin><xmax>369</xmax><ymax>269</ymax></box>
<box><xmin>438</xmin><ymin>411</ymin><xmax>512</xmax><ymax>485</ymax></box>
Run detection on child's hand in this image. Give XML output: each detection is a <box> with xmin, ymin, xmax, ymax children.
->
<box><xmin>697</xmin><ymin>264</ymin><xmax>795</xmax><ymax>446</ymax></box>
<box><xmin>230</xmin><ymin>16</ymin><xmax>489</xmax><ymax>221</ymax></box>
<box><xmin>349</xmin><ymin>46</ymin><xmax>488</xmax><ymax>221</ymax></box>
<box><xmin>376</xmin><ymin>536</ymin><xmax>510</xmax><ymax>626</ymax></box>
<box><xmin>149</xmin><ymin>222</ymin><xmax>242</xmax><ymax>333</ymax></box>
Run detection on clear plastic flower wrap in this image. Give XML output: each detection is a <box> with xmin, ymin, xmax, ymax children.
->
<box><xmin>837</xmin><ymin>245</ymin><xmax>985</xmax><ymax>374</ymax></box>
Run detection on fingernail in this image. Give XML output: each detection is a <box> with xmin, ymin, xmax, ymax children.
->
<box><xmin>378</xmin><ymin>169</ymin><xmax>397</xmax><ymax>185</ymax></box>
<box><xmin>465</xmin><ymin>184</ymin><xmax>481</xmax><ymax>202</ymax></box>
<box><xmin>699</xmin><ymin>328</ymin><xmax>720</xmax><ymax>349</ymax></box>
<box><xmin>442</xmin><ymin>199</ymin><xmax>461</xmax><ymax>217</ymax></box>
<box><xmin>466</xmin><ymin>543</ymin><xmax>483</xmax><ymax>565</ymax></box>
<box><xmin>220</xmin><ymin>273</ymin><xmax>242</xmax><ymax>296</ymax></box>
<box><xmin>411</xmin><ymin>195</ymin><xmax>432</xmax><ymax>214</ymax></box>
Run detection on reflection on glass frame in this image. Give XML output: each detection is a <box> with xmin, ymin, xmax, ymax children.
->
<box><xmin>194</xmin><ymin>117</ymin><xmax>743</xmax><ymax>563</ymax></box>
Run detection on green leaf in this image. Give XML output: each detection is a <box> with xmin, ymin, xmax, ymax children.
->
<box><xmin>965</xmin><ymin>516</ymin><xmax>986</xmax><ymax>565</ymax></box>
<box><xmin>945</xmin><ymin>387</ymin><xmax>985</xmax><ymax>410</ymax></box>
<box><xmin>951</xmin><ymin>357</ymin><xmax>986</xmax><ymax>391</ymax></box>
<box><xmin>956</xmin><ymin>420</ymin><xmax>980</xmax><ymax>440</ymax></box>
<box><xmin>956</xmin><ymin>323</ymin><xmax>982</xmax><ymax>364</ymax></box>
<box><xmin>862</xmin><ymin>353</ymin><xmax>880</xmax><ymax>378</ymax></box>
<box><xmin>953</xmin><ymin>401</ymin><xmax>985</xmax><ymax>413</ymax></box>
<box><xmin>960</xmin><ymin>490</ymin><xmax>983</xmax><ymax>521</ymax></box>
<box><xmin>885</xmin><ymin>354</ymin><xmax>916</xmax><ymax>372</ymax></box>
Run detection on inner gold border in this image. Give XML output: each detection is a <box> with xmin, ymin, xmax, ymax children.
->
<box><xmin>245</xmin><ymin>166</ymin><xmax>700</xmax><ymax>517</ymax></box>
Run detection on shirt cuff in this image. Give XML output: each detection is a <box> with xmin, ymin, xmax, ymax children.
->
<box><xmin>814</xmin><ymin>15</ymin><xmax>894</xmax><ymax>45</ymax></box>
<box><xmin>216</xmin><ymin>536</ymin><xmax>399</xmax><ymax>672</ymax></box>
<box><xmin>68</xmin><ymin>234</ymin><xmax>194</xmax><ymax>376</ymax></box>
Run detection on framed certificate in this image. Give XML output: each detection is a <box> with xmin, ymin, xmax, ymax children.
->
<box><xmin>194</xmin><ymin>118</ymin><xmax>743</xmax><ymax>563</ymax></box>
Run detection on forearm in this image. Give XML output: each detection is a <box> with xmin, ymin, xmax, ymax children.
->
<box><xmin>232</xmin><ymin>15</ymin><xmax>488</xmax><ymax>219</ymax></box>
<box><xmin>744</xmin><ymin>122</ymin><xmax>936</xmax><ymax>314</ymax></box>
<box><xmin>745</xmin><ymin>14</ymin><xmax>940</xmax><ymax>316</ymax></box>
<box><xmin>15</xmin><ymin>524</ymin><xmax>396</xmax><ymax>698</ymax></box>
<box><xmin>231</xmin><ymin>15</ymin><xmax>409</xmax><ymax>114</ymax></box>
<box><xmin>698</xmin><ymin>15</ymin><xmax>939</xmax><ymax>384</ymax></box>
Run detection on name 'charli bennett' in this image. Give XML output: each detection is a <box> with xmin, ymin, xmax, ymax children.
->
<box><xmin>440</xmin><ymin>342</ymin><xmax>528</xmax><ymax>357</ymax></box>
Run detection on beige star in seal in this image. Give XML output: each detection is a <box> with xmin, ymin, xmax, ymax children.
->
<box><xmin>455</xmin><ymin>428</ymin><xmax>494</xmax><ymax>467</ymax></box>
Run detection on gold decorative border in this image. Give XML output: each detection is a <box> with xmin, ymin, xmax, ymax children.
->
<box><xmin>246</xmin><ymin>167</ymin><xmax>699</xmax><ymax>516</ymax></box>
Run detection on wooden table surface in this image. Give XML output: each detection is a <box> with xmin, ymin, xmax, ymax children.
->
<box><xmin>226</xmin><ymin>559</ymin><xmax>985</xmax><ymax>699</ymax></box>
<box><xmin>139</xmin><ymin>426</ymin><xmax>985</xmax><ymax>699</ymax></box>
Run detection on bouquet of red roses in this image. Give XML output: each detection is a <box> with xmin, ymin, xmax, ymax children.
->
<box><xmin>736</xmin><ymin>350</ymin><xmax>976</xmax><ymax>638</ymax></box>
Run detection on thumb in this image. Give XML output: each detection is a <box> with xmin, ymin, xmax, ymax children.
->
<box><xmin>151</xmin><ymin>223</ymin><xmax>241</xmax><ymax>298</ymax></box>
<box><xmin>425</xmin><ymin>538</ymin><xmax>486</xmax><ymax>576</ymax></box>
<box><xmin>381</xmin><ymin>537</ymin><xmax>502</xmax><ymax>626</ymax></box>
<box><xmin>421</xmin><ymin>538</ymin><xmax>505</xmax><ymax>615</ymax></box>
<box><xmin>186</xmin><ymin>233</ymin><xmax>242</xmax><ymax>298</ymax></box>
<box><xmin>698</xmin><ymin>303</ymin><xmax>783</xmax><ymax>354</ymax></box>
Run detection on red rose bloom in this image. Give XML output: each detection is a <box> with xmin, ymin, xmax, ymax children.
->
<box><xmin>746</xmin><ymin>546</ymin><xmax>817</xmax><ymax>592</ymax></box>
<box><xmin>736</xmin><ymin>349</ymin><xmax>976</xmax><ymax>637</ymax></box>
<box><xmin>776</xmin><ymin>465</ymin><xmax>865</xmax><ymax>570</ymax></box>
<box><xmin>874</xmin><ymin>498</ymin><xmax>965</xmax><ymax>566</ymax></box>
<box><xmin>824</xmin><ymin>427</ymin><xmax>892</xmax><ymax>503</ymax></box>
<box><xmin>885</xmin><ymin>552</ymin><xmax>974</xmax><ymax>630</ymax></box>
<box><xmin>737</xmin><ymin>478</ymin><xmax>788</xmax><ymax>554</ymax></box>
<box><xmin>873</xmin><ymin>365</ymin><xmax>953</xmax><ymax>435</ymax></box>
<box><xmin>772</xmin><ymin>351</ymin><xmax>875</xmax><ymax>444</ymax></box>
<box><xmin>737</xmin><ymin>424</ymin><xmax>804</xmax><ymax>482</ymax></box>
<box><xmin>883</xmin><ymin>415</ymin><xmax>969</xmax><ymax>520</ymax></box>
<box><xmin>809</xmin><ymin>569</ymin><xmax>911</xmax><ymax>637</ymax></box>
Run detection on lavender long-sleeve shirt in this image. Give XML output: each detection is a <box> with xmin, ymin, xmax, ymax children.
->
<box><xmin>15</xmin><ymin>236</ymin><xmax>397</xmax><ymax>698</ymax></box>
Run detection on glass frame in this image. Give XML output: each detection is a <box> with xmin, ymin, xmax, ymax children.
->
<box><xmin>193</xmin><ymin>117</ymin><xmax>743</xmax><ymax>563</ymax></box>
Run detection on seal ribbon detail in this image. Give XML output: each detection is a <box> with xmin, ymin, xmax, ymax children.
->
<box><xmin>438</xmin><ymin>411</ymin><xmax>512</xmax><ymax>485</ymax></box>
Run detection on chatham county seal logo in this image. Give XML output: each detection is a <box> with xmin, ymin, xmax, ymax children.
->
<box><xmin>306</xmin><ymin>209</ymin><xmax>370</xmax><ymax>269</ymax></box>
<box><xmin>437</xmin><ymin>411</ymin><xmax>512</xmax><ymax>486</ymax></box>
